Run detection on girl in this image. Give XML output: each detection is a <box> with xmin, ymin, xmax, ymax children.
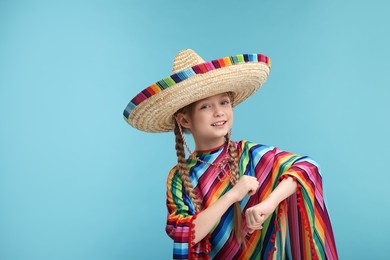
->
<box><xmin>124</xmin><ymin>49</ymin><xmax>338</xmax><ymax>259</ymax></box>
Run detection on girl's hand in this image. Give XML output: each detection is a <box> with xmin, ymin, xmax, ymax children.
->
<box><xmin>245</xmin><ymin>196</ymin><xmax>278</xmax><ymax>233</ymax></box>
<box><xmin>229</xmin><ymin>175</ymin><xmax>259</xmax><ymax>202</ymax></box>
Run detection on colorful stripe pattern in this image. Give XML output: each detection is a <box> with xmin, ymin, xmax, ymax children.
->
<box><xmin>123</xmin><ymin>54</ymin><xmax>270</xmax><ymax>120</ymax></box>
<box><xmin>166</xmin><ymin>140</ymin><xmax>338</xmax><ymax>260</ymax></box>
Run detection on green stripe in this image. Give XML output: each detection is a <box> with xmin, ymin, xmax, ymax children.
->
<box><xmin>156</xmin><ymin>79</ymin><xmax>169</xmax><ymax>89</ymax></box>
<box><xmin>162</xmin><ymin>76</ymin><xmax>176</xmax><ymax>87</ymax></box>
<box><xmin>237</xmin><ymin>54</ymin><xmax>245</xmax><ymax>63</ymax></box>
<box><xmin>239</xmin><ymin>141</ymin><xmax>256</xmax><ymax>177</ymax></box>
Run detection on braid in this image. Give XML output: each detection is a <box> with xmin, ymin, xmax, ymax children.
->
<box><xmin>226</xmin><ymin>132</ymin><xmax>239</xmax><ymax>185</ymax></box>
<box><xmin>174</xmin><ymin>120</ymin><xmax>201</xmax><ymax>212</ymax></box>
<box><xmin>226</xmin><ymin>92</ymin><xmax>239</xmax><ymax>185</ymax></box>
<box><xmin>225</xmin><ymin>132</ymin><xmax>246</xmax><ymax>246</ymax></box>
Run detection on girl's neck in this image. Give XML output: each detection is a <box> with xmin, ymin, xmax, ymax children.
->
<box><xmin>194</xmin><ymin>137</ymin><xmax>226</xmax><ymax>152</ymax></box>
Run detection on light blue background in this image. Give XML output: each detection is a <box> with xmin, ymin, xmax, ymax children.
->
<box><xmin>1</xmin><ymin>0</ymin><xmax>389</xmax><ymax>259</ymax></box>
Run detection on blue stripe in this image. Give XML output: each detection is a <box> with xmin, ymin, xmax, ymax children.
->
<box><xmin>247</xmin><ymin>53</ymin><xmax>257</xmax><ymax>62</ymax></box>
<box><xmin>123</xmin><ymin>102</ymin><xmax>135</xmax><ymax>118</ymax></box>
<box><xmin>173</xmin><ymin>242</ymin><xmax>188</xmax><ymax>259</ymax></box>
<box><xmin>171</xmin><ymin>74</ymin><xmax>182</xmax><ymax>83</ymax></box>
<box><xmin>209</xmin><ymin>206</ymin><xmax>234</xmax><ymax>258</ymax></box>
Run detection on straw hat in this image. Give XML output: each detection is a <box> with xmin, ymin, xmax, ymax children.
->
<box><xmin>123</xmin><ymin>49</ymin><xmax>271</xmax><ymax>132</ymax></box>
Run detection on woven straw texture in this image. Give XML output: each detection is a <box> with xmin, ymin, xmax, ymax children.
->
<box><xmin>124</xmin><ymin>49</ymin><xmax>270</xmax><ymax>133</ymax></box>
<box><xmin>172</xmin><ymin>49</ymin><xmax>205</xmax><ymax>74</ymax></box>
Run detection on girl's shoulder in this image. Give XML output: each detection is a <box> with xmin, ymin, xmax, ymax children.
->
<box><xmin>236</xmin><ymin>140</ymin><xmax>281</xmax><ymax>162</ymax></box>
<box><xmin>236</xmin><ymin>139</ymin><xmax>275</xmax><ymax>151</ymax></box>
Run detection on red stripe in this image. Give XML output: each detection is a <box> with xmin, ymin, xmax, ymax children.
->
<box><xmin>131</xmin><ymin>92</ymin><xmax>148</xmax><ymax>105</ymax></box>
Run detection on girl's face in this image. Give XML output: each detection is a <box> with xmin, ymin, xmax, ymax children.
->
<box><xmin>177</xmin><ymin>93</ymin><xmax>233</xmax><ymax>149</ymax></box>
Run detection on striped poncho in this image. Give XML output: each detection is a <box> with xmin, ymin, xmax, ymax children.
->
<box><xmin>166</xmin><ymin>140</ymin><xmax>338</xmax><ymax>259</ymax></box>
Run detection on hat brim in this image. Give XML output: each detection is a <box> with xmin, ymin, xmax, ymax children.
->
<box><xmin>124</xmin><ymin>54</ymin><xmax>270</xmax><ymax>132</ymax></box>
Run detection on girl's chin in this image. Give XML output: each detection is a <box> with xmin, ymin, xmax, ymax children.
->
<box><xmin>212</xmin><ymin>127</ymin><xmax>230</xmax><ymax>136</ymax></box>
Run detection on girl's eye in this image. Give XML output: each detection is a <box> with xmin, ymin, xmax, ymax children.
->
<box><xmin>200</xmin><ymin>104</ymin><xmax>210</xmax><ymax>109</ymax></box>
<box><xmin>221</xmin><ymin>100</ymin><xmax>230</xmax><ymax>105</ymax></box>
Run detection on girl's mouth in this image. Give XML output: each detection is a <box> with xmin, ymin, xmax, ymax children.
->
<box><xmin>211</xmin><ymin>121</ymin><xmax>227</xmax><ymax>126</ymax></box>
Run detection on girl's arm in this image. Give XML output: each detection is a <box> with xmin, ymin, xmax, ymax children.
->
<box><xmin>192</xmin><ymin>175</ymin><xmax>259</xmax><ymax>243</ymax></box>
<box><xmin>268</xmin><ymin>176</ymin><xmax>297</xmax><ymax>205</ymax></box>
<box><xmin>245</xmin><ymin>176</ymin><xmax>297</xmax><ymax>233</ymax></box>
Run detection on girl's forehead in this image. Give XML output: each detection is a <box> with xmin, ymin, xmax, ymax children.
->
<box><xmin>196</xmin><ymin>93</ymin><xmax>230</xmax><ymax>103</ymax></box>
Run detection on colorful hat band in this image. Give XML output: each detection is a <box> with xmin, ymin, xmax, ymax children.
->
<box><xmin>123</xmin><ymin>53</ymin><xmax>270</xmax><ymax>120</ymax></box>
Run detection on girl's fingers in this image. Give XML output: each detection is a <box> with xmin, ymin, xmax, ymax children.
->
<box><xmin>251</xmin><ymin>224</ymin><xmax>263</xmax><ymax>230</ymax></box>
<box><xmin>248</xmin><ymin>181</ymin><xmax>259</xmax><ymax>195</ymax></box>
<box><xmin>246</xmin><ymin>210</ymin><xmax>266</xmax><ymax>231</ymax></box>
<box><xmin>247</xmin><ymin>222</ymin><xmax>263</xmax><ymax>232</ymax></box>
<box><xmin>246</xmin><ymin>210</ymin><xmax>255</xmax><ymax>228</ymax></box>
<box><xmin>253</xmin><ymin>213</ymin><xmax>265</xmax><ymax>224</ymax></box>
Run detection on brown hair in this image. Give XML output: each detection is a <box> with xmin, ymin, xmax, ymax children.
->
<box><xmin>225</xmin><ymin>132</ymin><xmax>245</xmax><ymax>246</ymax></box>
<box><xmin>173</xmin><ymin>120</ymin><xmax>202</xmax><ymax>211</ymax></box>
<box><xmin>173</xmin><ymin>93</ymin><xmax>245</xmax><ymax>245</ymax></box>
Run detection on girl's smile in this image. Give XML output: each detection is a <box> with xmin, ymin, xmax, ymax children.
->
<box><xmin>211</xmin><ymin>120</ymin><xmax>227</xmax><ymax>127</ymax></box>
<box><xmin>176</xmin><ymin>93</ymin><xmax>233</xmax><ymax>150</ymax></box>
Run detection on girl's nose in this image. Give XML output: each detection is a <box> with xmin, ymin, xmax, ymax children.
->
<box><xmin>214</xmin><ymin>107</ymin><xmax>224</xmax><ymax>117</ymax></box>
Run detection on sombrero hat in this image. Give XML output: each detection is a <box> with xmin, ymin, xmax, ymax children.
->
<box><xmin>123</xmin><ymin>49</ymin><xmax>271</xmax><ymax>133</ymax></box>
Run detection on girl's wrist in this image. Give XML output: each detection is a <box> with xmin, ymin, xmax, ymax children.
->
<box><xmin>224</xmin><ymin>190</ymin><xmax>239</xmax><ymax>205</ymax></box>
<box><xmin>264</xmin><ymin>194</ymin><xmax>280</xmax><ymax>209</ymax></box>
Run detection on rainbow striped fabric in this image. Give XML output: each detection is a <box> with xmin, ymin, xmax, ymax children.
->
<box><xmin>123</xmin><ymin>54</ymin><xmax>270</xmax><ymax>121</ymax></box>
<box><xmin>166</xmin><ymin>140</ymin><xmax>338</xmax><ymax>260</ymax></box>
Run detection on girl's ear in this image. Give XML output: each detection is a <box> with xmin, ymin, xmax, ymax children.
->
<box><xmin>176</xmin><ymin>113</ymin><xmax>191</xmax><ymax>129</ymax></box>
